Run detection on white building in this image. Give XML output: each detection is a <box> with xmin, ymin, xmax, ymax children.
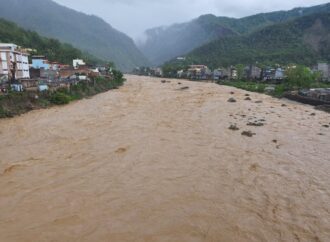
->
<box><xmin>0</xmin><ymin>43</ymin><xmax>30</xmax><ymax>79</ymax></box>
<box><xmin>73</xmin><ymin>59</ymin><xmax>86</xmax><ymax>69</ymax></box>
<box><xmin>317</xmin><ymin>63</ymin><xmax>329</xmax><ymax>81</ymax></box>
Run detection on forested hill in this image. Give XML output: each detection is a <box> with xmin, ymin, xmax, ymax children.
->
<box><xmin>216</xmin><ymin>2</ymin><xmax>330</xmax><ymax>35</ymax></box>
<box><xmin>0</xmin><ymin>18</ymin><xmax>100</xmax><ymax>65</ymax></box>
<box><xmin>140</xmin><ymin>3</ymin><xmax>330</xmax><ymax>66</ymax></box>
<box><xmin>0</xmin><ymin>0</ymin><xmax>149</xmax><ymax>71</ymax></box>
<box><xmin>164</xmin><ymin>12</ymin><xmax>330</xmax><ymax>69</ymax></box>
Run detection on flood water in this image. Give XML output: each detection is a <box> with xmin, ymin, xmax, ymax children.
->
<box><xmin>0</xmin><ymin>75</ymin><xmax>329</xmax><ymax>241</ymax></box>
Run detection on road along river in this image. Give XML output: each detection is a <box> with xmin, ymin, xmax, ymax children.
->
<box><xmin>0</xmin><ymin>75</ymin><xmax>329</xmax><ymax>241</ymax></box>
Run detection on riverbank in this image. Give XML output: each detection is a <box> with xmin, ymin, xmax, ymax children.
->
<box><xmin>0</xmin><ymin>75</ymin><xmax>125</xmax><ymax>118</ymax></box>
<box><xmin>217</xmin><ymin>79</ymin><xmax>330</xmax><ymax>97</ymax></box>
<box><xmin>0</xmin><ymin>75</ymin><xmax>329</xmax><ymax>241</ymax></box>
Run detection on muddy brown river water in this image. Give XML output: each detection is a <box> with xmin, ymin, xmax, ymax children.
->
<box><xmin>0</xmin><ymin>75</ymin><xmax>330</xmax><ymax>242</ymax></box>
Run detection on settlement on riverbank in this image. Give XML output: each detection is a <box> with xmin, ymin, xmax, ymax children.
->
<box><xmin>0</xmin><ymin>72</ymin><xmax>124</xmax><ymax>118</ymax></box>
<box><xmin>0</xmin><ymin>75</ymin><xmax>329</xmax><ymax>241</ymax></box>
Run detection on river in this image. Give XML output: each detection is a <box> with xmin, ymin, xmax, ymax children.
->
<box><xmin>0</xmin><ymin>75</ymin><xmax>329</xmax><ymax>241</ymax></box>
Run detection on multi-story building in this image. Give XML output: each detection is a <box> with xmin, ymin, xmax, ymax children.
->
<box><xmin>0</xmin><ymin>43</ymin><xmax>30</xmax><ymax>80</ymax></box>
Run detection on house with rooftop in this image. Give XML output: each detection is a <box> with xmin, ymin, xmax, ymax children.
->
<box><xmin>73</xmin><ymin>59</ymin><xmax>86</xmax><ymax>69</ymax></box>
<box><xmin>31</xmin><ymin>56</ymin><xmax>50</xmax><ymax>70</ymax></box>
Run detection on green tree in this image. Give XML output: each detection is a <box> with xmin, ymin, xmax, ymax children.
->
<box><xmin>235</xmin><ymin>64</ymin><xmax>245</xmax><ymax>80</ymax></box>
<box><xmin>285</xmin><ymin>65</ymin><xmax>316</xmax><ymax>89</ymax></box>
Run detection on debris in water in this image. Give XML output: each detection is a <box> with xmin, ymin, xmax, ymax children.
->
<box><xmin>177</xmin><ymin>86</ymin><xmax>189</xmax><ymax>91</ymax></box>
<box><xmin>249</xmin><ymin>163</ymin><xmax>259</xmax><ymax>171</ymax></box>
<box><xmin>115</xmin><ymin>147</ymin><xmax>128</xmax><ymax>154</ymax></box>
<box><xmin>241</xmin><ymin>131</ymin><xmax>256</xmax><ymax>137</ymax></box>
<box><xmin>228</xmin><ymin>98</ymin><xmax>237</xmax><ymax>103</ymax></box>
<box><xmin>247</xmin><ymin>122</ymin><xmax>264</xmax><ymax>127</ymax></box>
<box><xmin>229</xmin><ymin>124</ymin><xmax>240</xmax><ymax>131</ymax></box>
<box><xmin>245</xmin><ymin>97</ymin><xmax>252</xmax><ymax>101</ymax></box>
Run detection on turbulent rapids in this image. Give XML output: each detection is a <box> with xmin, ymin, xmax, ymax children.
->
<box><xmin>0</xmin><ymin>75</ymin><xmax>329</xmax><ymax>242</ymax></box>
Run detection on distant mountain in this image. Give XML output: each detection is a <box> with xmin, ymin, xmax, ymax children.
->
<box><xmin>138</xmin><ymin>15</ymin><xmax>236</xmax><ymax>65</ymax></box>
<box><xmin>165</xmin><ymin>12</ymin><xmax>330</xmax><ymax>69</ymax></box>
<box><xmin>0</xmin><ymin>0</ymin><xmax>149</xmax><ymax>71</ymax></box>
<box><xmin>0</xmin><ymin>18</ymin><xmax>99</xmax><ymax>65</ymax></box>
<box><xmin>140</xmin><ymin>3</ymin><xmax>330</xmax><ymax>66</ymax></box>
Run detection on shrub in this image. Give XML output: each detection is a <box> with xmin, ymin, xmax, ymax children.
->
<box><xmin>274</xmin><ymin>84</ymin><xmax>287</xmax><ymax>97</ymax></box>
<box><xmin>50</xmin><ymin>92</ymin><xmax>71</xmax><ymax>105</ymax></box>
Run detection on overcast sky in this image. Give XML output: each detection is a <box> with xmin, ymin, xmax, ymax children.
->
<box><xmin>53</xmin><ymin>0</ymin><xmax>329</xmax><ymax>40</ymax></box>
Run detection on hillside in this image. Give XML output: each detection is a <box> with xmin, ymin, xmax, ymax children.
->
<box><xmin>0</xmin><ymin>18</ymin><xmax>99</xmax><ymax>65</ymax></box>
<box><xmin>165</xmin><ymin>12</ymin><xmax>330</xmax><ymax>69</ymax></box>
<box><xmin>0</xmin><ymin>0</ymin><xmax>149</xmax><ymax>71</ymax></box>
<box><xmin>138</xmin><ymin>15</ymin><xmax>236</xmax><ymax>65</ymax></box>
<box><xmin>139</xmin><ymin>3</ymin><xmax>330</xmax><ymax>66</ymax></box>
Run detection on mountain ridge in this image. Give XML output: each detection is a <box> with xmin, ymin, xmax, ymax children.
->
<box><xmin>0</xmin><ymin>0</ymin><xmax>149</xmax><ymax>71</ymax></box>
<box><xmin>139</xmin><ymin>3</ymin><xmax>330</xmax><ymax>66</ymax></box>
<box><xmin>164</xmin><ymin>11</ymin><xmax>330</xmax><ymax>69</ymax></box>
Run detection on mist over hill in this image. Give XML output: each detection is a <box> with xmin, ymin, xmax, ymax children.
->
<box><xmin>164</xmin><ymin>11</ymin><xmax>330</xmax><ymax>69</ymax></box>
<box><xmin>139</xmin><ymin>3</ymin><xmax>330</xmax><ymax>66</ymax></box>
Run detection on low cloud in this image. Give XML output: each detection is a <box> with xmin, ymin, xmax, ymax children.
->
<box><xmin>53</xmin><ymin>0</ymin><xmax>330</xmax><ymax>39</ymax></box>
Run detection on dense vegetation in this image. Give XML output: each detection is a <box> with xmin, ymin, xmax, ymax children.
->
<box><xmin>0</xmin><ymin>73</ymin><xmax>125</xmax><ymax>118</ymax></box>
<box><xmin>0</xmin><ymin>18</ymin><xmax>100</xmax><ymax>65</ymax></box>
<box><xmin>140</xmin><ymin>3</ymin><xmax>330</xmax><ymax>65</ymax></box>
<box><xmin>164</xmin><ymin>12</ymin><xmax>330</xmax><ymax>70</ymax></box>
<box><xmin>0</xmin><ymin>0</ymin><xmax>149</xmax><ymax>71</ymax></box>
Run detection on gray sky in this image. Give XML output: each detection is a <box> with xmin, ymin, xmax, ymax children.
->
<box><xmin>53</xmin><ymin>0</ymin><xmax>330</xmax><ymax>40</ymax></box>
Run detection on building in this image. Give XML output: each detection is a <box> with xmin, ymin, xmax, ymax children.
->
<box><xmin>317</xmin><ymin>63</ymin><xmax>329</xmax><ymax>81</ymax></box>
<box><xmin>274</xmin><ymin>67</ymin><xmax>285</xmax><ymax>80</ymax></box>
<box><xmin>187</xmin><ymin>65</ymin><xmax>211</xmax><ymax>79</ymax></box>
<box><xmin>247</xmin><ymin>65</ymin><xmax>262</xmax><ymax>80</ymax></box>
<box><xmin>176</xmin><ymin>57</ymin><xmax>186</xmax><ymax>61</ymax></box>
<box><xmin>230</xmin><ymin>67</ymin><xmax>238</xmax><ymax>80</ymax></box>
<box><xmin>152</xmin><ymin>67</ymin><xmax>163</xmax><ymax>77</ymax></box>
<box><xmin>0</xmin><ymin>43</ymin><xmax>30</xmax><ymax>79</ymax></box>
<box><xmin>213</xmin><ymin>69</ymin><xmax>222</xmax><ymax>80</ymax></box>
<box><xmin>262</xmin><ymin>67</ymin><xmax>276</xmax><ymax>81</ymax></box>
<box><xmin>73</xmin><ymin>59</ymin><xmax>86</xmax><ymax>69</ymax></box>
<box><xmin>31</xmin><ymin>56</ymin><xmax>50</xmax><ymax>70</ymax></box>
